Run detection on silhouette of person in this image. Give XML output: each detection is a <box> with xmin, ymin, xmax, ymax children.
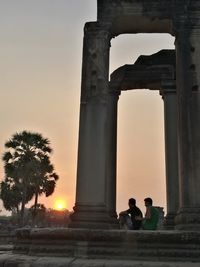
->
<box><xmin>119</xmin><ymin>198</ymin><xmax>143</xmax><ymax>230</ymax></box>
<box><xmin>136</xmin><ymin>197</ymin><xmax>159</xmax><ymax>230</ymax></box>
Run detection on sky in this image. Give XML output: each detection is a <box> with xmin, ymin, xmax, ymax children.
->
<box><xmin>0</xmin><ymin>1</ymin><xmax>175</xmax><ymax>216</ymax></box>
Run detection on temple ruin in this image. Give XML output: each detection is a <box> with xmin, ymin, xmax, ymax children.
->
<box><xmin>2</xmin><ymin>1</ymin><xmax>200</xmax><ymax>265</ymax></box>
<box><xmin>70</xmin><ymin>0</ymin><xmax>200</xmax><ymax>231</ymax></box>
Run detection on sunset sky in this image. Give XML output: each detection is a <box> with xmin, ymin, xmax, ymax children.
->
<box><xmin>0</xmin><ymin>1</ymin><xmax>175</xmax><ymax>216</ymax></box>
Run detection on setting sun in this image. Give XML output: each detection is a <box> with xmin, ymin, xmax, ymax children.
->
<box><xmin>54</xmin><ymin>199</ymin><xmax>66</xmax><ymax>210</ymax></box>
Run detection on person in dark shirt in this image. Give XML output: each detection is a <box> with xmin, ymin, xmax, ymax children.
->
<box><xmin>119</xmin><ymin>198</ymin><xmax>143</xmax><ymax>230</ymax></box>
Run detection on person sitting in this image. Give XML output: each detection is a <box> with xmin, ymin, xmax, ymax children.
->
<box><xmin>119</xmin><ymin>198</ymin><xmax>143</xmax><ymax>230</ymax></box>
<box><xmin>136</xmin><ymin>197</ymin><xmax>159</xmax><ymax>230</ymax></box>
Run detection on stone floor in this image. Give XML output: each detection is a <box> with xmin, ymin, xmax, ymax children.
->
<box><xmin>0</xmin><ymin>242</ymin><xmax>199</xmax><ymax>266</ymax></box>
<box><xmin>0</xmin><ymin>253</ymin><xmax>200</xmax><ymax>267</ymax></box>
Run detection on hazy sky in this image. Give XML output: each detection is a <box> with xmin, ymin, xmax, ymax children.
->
<box><xmin>0</xmin><ymin>1</ymin><xmax>175</xmax><ymax>215</ymax></box>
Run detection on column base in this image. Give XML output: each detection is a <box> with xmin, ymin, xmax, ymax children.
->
<box><xmin>164</xmin><ymin>213</ymin><xmax>176</xmax><ymax>229</ymax></box>
<box><xmin>69</xmin><ymin>203</ymin><xmax>119</xmax><ymax>229</ymax></box>
<box><xmin>175</xmin><ymin>207</ymin><xmax>200</xmax><ymax>230</ymax></box>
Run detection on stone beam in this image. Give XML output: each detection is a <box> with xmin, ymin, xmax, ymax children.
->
<box><xmin>110</xmin><ymin>65</ymin><xmax>174</xmax><ymax>91</ymax></box>
<box><xmin>110</xmin><ymin>49</ymin><xmax>175</xmax><ymax>91</ymax></box>
<box><xmin>97</xmin><ymin>0</ymin><xmax>173</xmax><ymax>36</ymax></box>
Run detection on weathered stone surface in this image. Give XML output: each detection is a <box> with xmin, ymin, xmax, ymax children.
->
<box><xmin>31</xmin><ymin>257</ymin><xmax>74</xmax><ymax>267</ymax></box>
<box><xmin>0</xmin><ymin>254</ymin><xmax>200</xmax><ymax>267</ymax></box>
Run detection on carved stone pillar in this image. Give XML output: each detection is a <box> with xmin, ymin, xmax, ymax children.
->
<box><xmin>175</xmin><ymin>24</ymin><xmax>200</xmax><ymax>230</ymax></box>
<box><xmin>161</xmin><ymin>81</ymin><xmax>179</xmax><ymax>229</ymax></box>
<box><xmin>70</xmin><ymin>22</ymin><xmax>117</xmax><ymax>229</ymax></box>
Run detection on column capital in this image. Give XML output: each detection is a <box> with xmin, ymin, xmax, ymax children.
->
<box><xmin>108</xmin><ymin>82</ymin><xmax>121</xmax><ymax>98</ymax></box>
<box><xmin>109</xmin><ymin>90</ymin><xmax>121</xmax><ymax>99</ymax></box>
<box><xmin>160</xmin><ymin>80</ymin><xmax>176</xmax><ymax>99</ymax></box>
<box><xmin>84</xmin><ymin>22</ymin><xmax>112</xmax><ymax>41</ymax></box>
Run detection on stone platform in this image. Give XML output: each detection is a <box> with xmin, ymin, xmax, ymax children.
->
<box><xmin>10</xmin><ymin>228</ymin><xmax>200</xmax><ymax>264</ymax></box>
<box><xmin>0</xmin><ymin>254</ymin><xmax>200</xmax><ymax>267</ymax></box>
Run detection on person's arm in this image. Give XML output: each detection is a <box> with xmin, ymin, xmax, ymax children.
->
<box><xmin>136</xmin><ymin>208</ymin><xmax>151</xmax><ymax>221</ymax></box>
<box><xmin>144</xmin><ymin>206</ymin><xmax>151</xmax><ymax>219</ymax></box>
<box><xmin>119</xmin><ymin>209</ymin><xmax>130</xmax><ymax>216</ymax></box>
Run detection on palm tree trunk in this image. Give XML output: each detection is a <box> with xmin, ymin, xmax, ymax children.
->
<box><xmin>32</xmin><ymin>190</ymin><xmax>39</xmax><ymax>226</ymax></box>
<box><xmin>20</xmin><ymin>185</ymin><xmax>27</xmax><ymax>226</ymax></box>
<box><xmin>34</xmin><ymin>191</ymin><xmax>38</xmax><ymax>210</ymax></box>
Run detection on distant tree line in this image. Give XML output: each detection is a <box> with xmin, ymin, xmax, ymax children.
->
<box><xmin>0</xmin><ymin>131</ymin><xmax>59</xmax><ymax>226</ymax></box>
<box><xmin>0</xmin><ymin>207</ymin><xmax>71</xmax><ymax>231</ymax></box>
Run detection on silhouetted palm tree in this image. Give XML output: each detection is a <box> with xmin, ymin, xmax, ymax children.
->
<box><xmin>1</xmin><ymin>130</ymin><xmax>59</xmax><ymax>225</ymax></box>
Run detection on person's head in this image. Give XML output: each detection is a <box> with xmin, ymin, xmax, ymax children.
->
<box><xmin>128</xmin><ymin>198</ymin><xmax>136</xmax><ymax>208</ymax></box>
<box><xmin>144</xmin><ymin>197</ymin><xmax>153</xmax><ymax>207</ymax></box>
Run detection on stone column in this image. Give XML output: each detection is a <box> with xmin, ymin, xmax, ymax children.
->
<box><xmin>161</xmin><ymin>81</ymin><xmax>179</xmax><ymax>229</ymax></box>
<box><xmin>175</xmin><ymin>23</ymin><xmax>200</xmax><ymax>230</ymax></box>
<box><xmin>106</xmin><ymin>90</ymin><xmax>120</xmax><ymax>227</ymax></box>
<box><xmin>70</xmin><ymin>22</ymin><xmax>117</xmax><ymax>229</ymax></box>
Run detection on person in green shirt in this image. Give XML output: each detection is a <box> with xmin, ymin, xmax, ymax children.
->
<box><xmin>136</xmin><ymin>197</ymin><xmax>159</xmax><ymax>230</ymax></box>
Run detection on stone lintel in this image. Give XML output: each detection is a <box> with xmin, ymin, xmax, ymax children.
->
<box><xmin>96</xmin><ymin>1</ymin><xmax>200</xmax><ymax>36</ymax></box>
<box><xmin>110</xmin><ymin>50</ymin><xmax>175</xmax><ymax>92</ymax></box>
<box><xmin>97</xmin><ymin>0</ymin><xmax>173</xmax><ymax>36</ymax></box>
